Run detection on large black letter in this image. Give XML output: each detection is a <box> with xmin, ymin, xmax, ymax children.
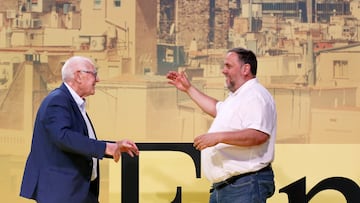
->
<box><xmin>307</xmin><ymin>177</ymin><xmax>360</xmax><ymax>203</ymax></box>
<box><xmin>121</xmin><ymin>143</ymin><xmax>201</xmax><ymax>203</ymax></box>
<box><xmin>279</xmin><ymin>177</ymin><xmax>306</xmax><ymax>203</ymax></box>
<box><xmin>279</xmin><ymin>176</ymin><xmax>360</xmax><ymax>203</ymax></box>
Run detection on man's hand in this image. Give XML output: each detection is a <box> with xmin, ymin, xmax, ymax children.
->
<box><xmin>105</xmin><ymin>140</ymin><xmax>139</xmax><ymax>162</ymax></box>
<box><xmin>117</xmin><ymin>139</ymin><xmax>139</xmax><ymax>157</ymax></box>
<box><xmin>193</xmin><ymin>132</ymin><xmax>220</xmax><ymax>151</ymax></box>
<box><xmin>105</xmin><ymin>142</ymin><xmax>121</xmax><ymax>162</ymax></box>
<box><xmin>166</xmin><ymin>71</ymin><xmax>191</xmax><ymax>92</ymax></box>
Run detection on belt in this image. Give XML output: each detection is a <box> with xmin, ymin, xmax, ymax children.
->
<box><xmin>210</xmin><ymin>164</ymin><xmax>272</xmax><ymax>193</ymax></box>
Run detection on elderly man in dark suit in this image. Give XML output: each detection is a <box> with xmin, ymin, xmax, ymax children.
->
<box><xmin>20</xmin><ymin>56</ymin><xmax>139</xmax><ymax>203</ymax></box>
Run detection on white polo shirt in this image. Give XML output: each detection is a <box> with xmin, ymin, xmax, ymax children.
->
<box><xmin>202</xmin><ymin>78</ymin><xmax>277</xmax><ymax>183</ymax></box>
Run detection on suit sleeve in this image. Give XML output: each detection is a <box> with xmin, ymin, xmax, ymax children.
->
<box><xmin>41</xmin><ymin>92</ymin><xmax>106</xmax><ymax>159</ymax></box>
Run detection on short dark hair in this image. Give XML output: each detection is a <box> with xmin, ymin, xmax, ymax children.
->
<box><xmin>228</xmin><ymin>47</ymin><xmax>257</xmax><ymax>75</ymax></box>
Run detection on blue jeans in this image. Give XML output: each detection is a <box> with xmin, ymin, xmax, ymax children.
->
<box><xmin>209</xmin><ymin>168</ymin><xmax>275</xmax><ymax>203</ymax></box>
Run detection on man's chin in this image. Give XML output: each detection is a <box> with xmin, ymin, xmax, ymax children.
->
<box><xmin>226</xmin><ymin>83</ymin><xmax>236</xmax><ymax>92</ymax></box>
<box><xmin>224</xmin><ymin>80</ymin><xmax>233</xmax><ymax>88</ymax></box>
<box><xmin>224</xmin><ymin>79</ymin><xmax>230</xmax><ymax>88</ymax></box>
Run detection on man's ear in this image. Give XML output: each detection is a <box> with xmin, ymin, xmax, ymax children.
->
<box><xmin>243</xmin><ymin>64</ymin><xmax>251</xmax><ymax>75</ymax></box>
<box><xmin>74</xmin><ymin>71</ymin><xmax>82</xmax><ymax>83</ymax></box>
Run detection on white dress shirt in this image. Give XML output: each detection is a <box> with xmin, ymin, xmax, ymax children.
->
<box><xmin>64</xmin><ymin>82</ymin><xmax>98</xmax><ymax>181</ymax></box>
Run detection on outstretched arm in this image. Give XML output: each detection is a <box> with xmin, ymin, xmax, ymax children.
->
<box><xmin>166</xmin><ymin>71</ymin><xmax>218</xmax><ymax>117</ymax></box>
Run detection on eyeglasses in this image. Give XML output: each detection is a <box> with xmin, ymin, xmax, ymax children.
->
<box><xmin>79</xmin><ymin>70</ymin><xmax>98</xmax><ymax>78</ymax></box>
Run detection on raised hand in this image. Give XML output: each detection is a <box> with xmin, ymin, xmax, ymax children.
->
<box><xmin>166</xmin><ymin>71</ymin><xmax>191</xmax><ymax>92</ymax></box>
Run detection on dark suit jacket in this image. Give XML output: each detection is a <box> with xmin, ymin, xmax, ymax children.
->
<box><xmin>20</xmin><ymin>83</ymin><xmax>107</xmax><ymax>203</ymax></box>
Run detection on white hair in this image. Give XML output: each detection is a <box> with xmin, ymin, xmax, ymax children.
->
<box><xmin>61</xmin><ymin>56</ymin><xmax>94</xmax><ymax>82</ymax></box>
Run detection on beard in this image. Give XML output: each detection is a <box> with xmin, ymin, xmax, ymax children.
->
<box><xmin>225</xmin><ymin>77</ymin><xmax>236</xmax><ymax>92</ymax></box>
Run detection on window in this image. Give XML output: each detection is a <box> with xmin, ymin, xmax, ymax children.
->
<box><xmin>94</xmin><ymin>0</ymin><xmax>102</xmax><ymax>9</ymax></box>
<box><xmin>333</xmin><ymin>60</ymin><xmax>348</xmax><ymax>79</ymax></box>
<box><xmin>114</xmin><ymin>0</ymin><xmax>121</xmax><ymax>7</ymax></box>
